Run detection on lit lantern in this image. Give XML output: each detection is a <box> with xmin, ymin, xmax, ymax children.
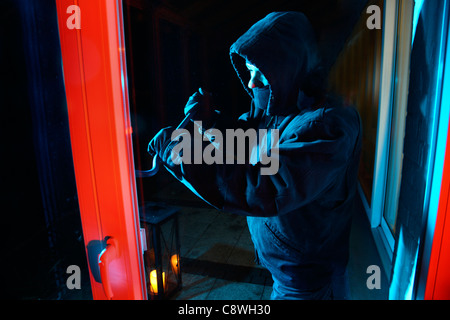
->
<box><xmin>149</xmin><ymin>270</ymin><xmax>166</xmax><ymax>294</ymax></box>
<box><xmin>140</xmin><ymin>202</ymin><xmax>182</xmax><ymax>299</ymax></box>
<box><xmin>171</xmin><ymin>254</ymin><xmax>180</xmax><ymax>276</ymax></box>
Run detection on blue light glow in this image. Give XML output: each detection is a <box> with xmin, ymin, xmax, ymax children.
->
<box><xmin>412</xmin><ymin>0</ymin><xmax>425</xmax><ymax>46</ymax></box>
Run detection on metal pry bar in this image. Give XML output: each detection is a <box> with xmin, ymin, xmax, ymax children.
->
<box><xmin>135</xmin><ymin>107</ymin><xmax>199</xmax><ymax>178</ymax></box>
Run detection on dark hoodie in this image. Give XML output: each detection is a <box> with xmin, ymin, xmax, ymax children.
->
<box><xmin>230</xmin><ymin>11</ymin><xmax>321</xmax><ymax>116</ymax></box>
<box><xmin>152</xmin><ymin>12</ymin><xmax>362</xmax><ymax>292</ymax></box>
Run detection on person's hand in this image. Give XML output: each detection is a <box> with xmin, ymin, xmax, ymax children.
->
<box><xmin>147</xmin><ymin>126</ymin><xmax>174</xmax><ymax>162</ymax></box>
<box><xmin>184</xmin><ymin>88</ymin><xmax>218</xmax><ymax>123</ymax></box>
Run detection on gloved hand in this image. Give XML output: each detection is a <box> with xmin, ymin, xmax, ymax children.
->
<box><xmin>184</xmin><ymin>88</ymin><xmax>219</xmax><ymax>126</ymax></box>
<box><xmin>147</xmin><ymin>126</ymin><xmax>175</xmax><ymax>163</ymax></box>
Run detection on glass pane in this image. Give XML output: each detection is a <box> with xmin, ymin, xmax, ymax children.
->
<box><xmin>122</xmin><ymin>0</ymin><xmax>389</xmax><ymax>301</ymax></box>
<box><xmin>383</xmin><ymin>0</ymin><xmax>414</xmax><ymax>236</ymax></box>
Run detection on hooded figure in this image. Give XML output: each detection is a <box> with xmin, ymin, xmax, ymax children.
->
<box><xmin>148</xmin><ymin>12</ymin><xmax>362</xmax><ymax>300</ymax></box>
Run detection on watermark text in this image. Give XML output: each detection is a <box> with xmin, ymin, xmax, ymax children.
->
<box><xmin>66</xmin><ymin>5</ymin><xmax>81</xmax><ymax>30</ymax></box>
<box><xmin>366</xmin><ymin>5</ymin><xmax>381</xmax><ymax>30</ymax></box>
<box><xmin>169</xmin><ymin>121</ymin><xmax>280</xmax><ymax>176</ymax></box>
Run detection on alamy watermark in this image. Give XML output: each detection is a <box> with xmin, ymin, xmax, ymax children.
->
<box><xmin>66</xmin><ymin>4</ymin><xmax>381</xmax><ymax>31</ymax></box>
<box><xmin>366</xmin><ymin>5</ymin><xmax>382</xmax><ymax>30</ymax></box>
<box><xmin>66</xmin><ymin>265</ymin><xmax>81</xmax><ymax>290</ymax></box>
<box><xmin>66</xmin><ymin>5</ymin><xmax>81</xmax><ymax>30</ymax></box>
<box><xmin>366</xmin><ymin>265</ymin><xmax>381</xmax><ymax>290</ymax></box>
<box><xmin>168</xmin><ymin>121</ymin><xmax>280</xmax><ymax>176</ymax></box>
<box><xmin>65</xmin><ymin>264</ymin><xmax>381</xmax><ymax>291</ymax></box>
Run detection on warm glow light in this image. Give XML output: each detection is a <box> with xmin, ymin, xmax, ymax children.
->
<box><xmin>150</xmin><ymin>270</ymin><xmax>165</xmax><ymax>294</ymax></box>
<box><xmin>171</xmin><ymin>254</ymin><xmax>180</xmax><ymax>276</ymax></box>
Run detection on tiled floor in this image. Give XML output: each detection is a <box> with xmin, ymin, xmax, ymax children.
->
<box><xmin>173</xmin><ymin>207</ymin><xmax>273</xmax><ymax>300</ymax></box>
<box><xmin>146</xmin><ymin>174</ymin><xmax>389</xmax><ymax>300</ymax></box>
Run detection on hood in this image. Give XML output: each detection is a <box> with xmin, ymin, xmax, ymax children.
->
<box><xmin>230</xmin><ymin>12</ymin><xmax>321</xmax><ymax>116</ymax></box>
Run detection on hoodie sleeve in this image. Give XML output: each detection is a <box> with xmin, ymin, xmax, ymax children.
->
<box><xmin>223</xmin><ymin>109</ymin><xmax>361</xmax><ymax>216</ymax></box>
<box><xmin>160</xmin><ymin>107</ymin><xmax>361</xmax><ymax>217</ymax></box>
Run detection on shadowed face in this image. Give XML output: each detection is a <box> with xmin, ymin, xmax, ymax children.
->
<box><xmin>246</xmin><ymin>62</ymin><xmax>269</xmax><ymax>89</ymax></box>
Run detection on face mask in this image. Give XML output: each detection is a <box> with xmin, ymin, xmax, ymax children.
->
<box><xmin>252</xmin><ymin>86</ymin><xmax>270</xmax><ymax>111</ymax></box>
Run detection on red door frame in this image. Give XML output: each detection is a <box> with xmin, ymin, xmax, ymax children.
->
<box><xmin>56</xmin><ymin>0</ymin><xmax>146</xmax><ymax>299</ymax></box>
<box><xmin>425</xmin><ymin>127</ymin><xmax>450</xmax><ymax>300</ymax></box>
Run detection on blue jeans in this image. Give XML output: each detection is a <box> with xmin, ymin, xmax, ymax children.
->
<box><xmin>247</xmin><ymin>217</ymin><xmax>352</xmax><ymax>300</ymax></box>
<box><xmin>270</xmin><ymin>267</ymin><xmax>351</xmax><ymax>300</ymax></box>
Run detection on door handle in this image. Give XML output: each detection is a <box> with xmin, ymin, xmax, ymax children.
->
<box><xmin>98</xmin><ymin>237</ymin><xmax>119</xmax><ymax>300</ymax></box>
